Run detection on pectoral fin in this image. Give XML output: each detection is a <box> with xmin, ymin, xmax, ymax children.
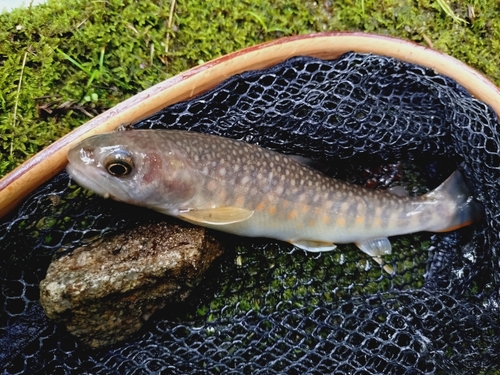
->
<box><xmin>179</xmin><ymin>207</ymin><xmax>254</xmax><ymax>225</ymax></box>
<box><xmin>289</xmin><ymin>240</ymin><xmax>337</xmax><ymax>252</ymax></box>
<box><xmin>356</xmin><ymin>238</ymin><xmax>393</xmax><ymax>274</ymax></box>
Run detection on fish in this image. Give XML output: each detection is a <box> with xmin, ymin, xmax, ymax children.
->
<box><xmin>66</xmin><ymin>130</ymin><xmax>483</xmax><ymax>273</ymax></box>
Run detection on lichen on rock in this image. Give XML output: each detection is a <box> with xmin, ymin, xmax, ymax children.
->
<box><xmin>39</xmin><ymin>220</ymin><xmax>224</xmax><ymax>348</ymax></box>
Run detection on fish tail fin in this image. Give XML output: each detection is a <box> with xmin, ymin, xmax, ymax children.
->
<box><xmin>427</xmin><ymin>170</ymin><xmax>483</xmax><ymax>232</ymax></box>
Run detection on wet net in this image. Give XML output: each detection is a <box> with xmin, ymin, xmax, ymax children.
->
<box><xmin>1</xmin><ymin>52</ymin><xmax>499</xmax><ymax>374</ymax></box>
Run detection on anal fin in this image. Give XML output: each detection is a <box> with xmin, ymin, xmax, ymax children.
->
<box><xmin>356</xmin><ymin>238</ymin><xmax>394</xmax><ymax>274</ymax></box>
<box><xmin>356</xmin><ymin>238</ymin><xmax>392</xmax><ymax>256</ymax></box>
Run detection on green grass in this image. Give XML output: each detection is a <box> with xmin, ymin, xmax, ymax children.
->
<box><xmin>1</xmin><ymin>0</ymin><xmax>500</xmax><ymax>176</ymax></box>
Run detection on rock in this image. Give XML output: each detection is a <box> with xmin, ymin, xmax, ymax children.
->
<box><xmin>39</xmin><ymin>221</ymin><xmax>224</xmax><ymax>348</ymax></box>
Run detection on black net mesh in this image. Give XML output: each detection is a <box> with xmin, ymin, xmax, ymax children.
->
<box><xmin>1</xmin><ymin>53</ymin><xmax>499</xmax><ymax>374</ymax></box>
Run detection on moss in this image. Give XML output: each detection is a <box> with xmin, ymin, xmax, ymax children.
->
<box><xmin>0</xmin><ymin>0</ymin><xmax>316</xmax><ymax>176</ymax></box>
<box><xmin>184</xmin><ymin>234</ymin><xmax>430</xmax><ymax>323</ymax></box>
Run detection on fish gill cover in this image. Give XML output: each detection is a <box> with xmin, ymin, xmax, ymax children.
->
<box><xmin>1</xmin><ymin>53</ymin><xmax>499</xmax><ymax>374</ymax></box>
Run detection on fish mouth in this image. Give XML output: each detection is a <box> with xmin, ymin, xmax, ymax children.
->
<box><xmin>66</xmin><ymin>162</ymin><xmax>113</xmax><ymax>199</ymax></box>
<box><xmin>66</xmin><ymin>143</ymin><xmax>137</xmax><ymax>202</ymax></box>
<box><xmin>66</xmin><ymin>163</ymin><xmax>134</xmax><ymax>201</ymax></box>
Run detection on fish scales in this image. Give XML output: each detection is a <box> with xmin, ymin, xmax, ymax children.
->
<box><xmin>67</xmin><ymin>130</ymin><xmax>482</xmax><ymax>272</ymax></box>
<box><xmin>162</xmin><ymin>132</ymin><xmax>405</xmax><ymax>239</ymax></box>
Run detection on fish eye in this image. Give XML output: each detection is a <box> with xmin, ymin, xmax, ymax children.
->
<box><xmin>104</xmin><ymin>151</ymin><xmax>134</xmax><ymax>177</ymax></box>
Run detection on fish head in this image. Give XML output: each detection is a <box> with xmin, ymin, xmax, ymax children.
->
<box><xmin>67</xmin><ymin>131</ymin><xmax>197</xmax><ymax>211</ymax></box>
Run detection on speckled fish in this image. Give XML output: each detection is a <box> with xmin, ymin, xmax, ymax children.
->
<box><xmin>66</xmin><ymin>130</ymin><xmax>482</xmax><ymax>273</ymax></box>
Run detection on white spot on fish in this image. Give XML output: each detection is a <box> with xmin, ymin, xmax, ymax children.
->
<box><xmin>298</xmin><ymin>193</ymin><xmax>308</xmax><ymax>202</ymax></box>
<box><xmin>340</xmin><ymin>202</ymin><xmax>350</xmax><ymax>213</ymax></box>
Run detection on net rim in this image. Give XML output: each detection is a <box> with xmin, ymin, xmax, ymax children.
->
<box><xmin>1</xmin><ymin>31</ymin><xmax>500</xmax><ymax>219</ymax></box>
